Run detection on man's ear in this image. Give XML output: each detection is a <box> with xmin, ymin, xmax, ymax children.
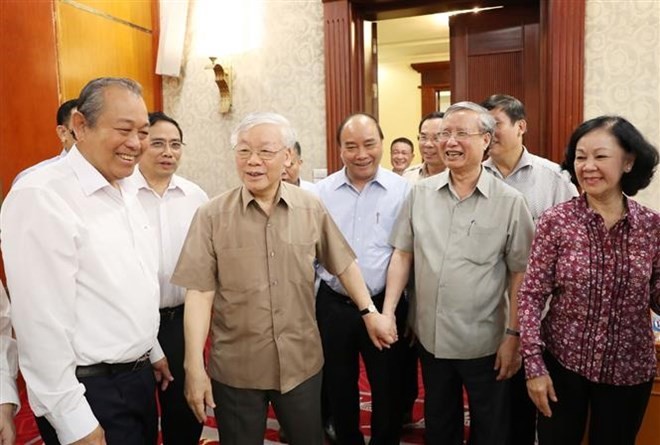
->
<box><xmin>55</xmin><ymin>125</ymin><xmax>69</xmax><ymax>142</ymax></box>
<box><xmin>283</xmin><ymin>147</ymin><xmax>293</xmax><ymax>168</ymax></box>
<box><xmin>517</xmin><ymin>119</ymin><xmax>527</xmax><ymax>137</ymax></box>
<box><xmin>70</xmin><ymin>111</ymin><xmax>87</xmax><ymax>142</ymax></box>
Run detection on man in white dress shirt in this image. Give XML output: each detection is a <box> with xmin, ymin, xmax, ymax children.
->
<box><xmin>282</xmin><ymin>141</ymin><xmax>315</xmax><ymax>191</ymax></box>
<box><xmin>1</xmin><ymin>77</ymin><xmax>162</xmax><ymax>445</ymax></box>
<box><xmin>132</xmin><ymin>111</ymin><xmax>209</xmax><ymax>444</ymax></box>
<box><xmin>12</xmin><ymin>98</ymin><xmax>78</xmax><ymax>186</ymax></box>
<box><xmin>0</xmin><ymin>281</ymin><xmax>18</xmax><ymax>445</ymax></box>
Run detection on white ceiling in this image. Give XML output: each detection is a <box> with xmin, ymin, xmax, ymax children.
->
<box><xmin>376</xmin><ymin>13</ymin><xmax>450</xmax><ymax>64</ymax></box>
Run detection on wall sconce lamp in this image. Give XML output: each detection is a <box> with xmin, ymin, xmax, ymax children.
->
<box><xmin>208</xmin><ymin>57</ymin><xmax>232</xmax><ymax>113</ymax></box>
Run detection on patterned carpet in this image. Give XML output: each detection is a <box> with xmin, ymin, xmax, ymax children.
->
<box><xmin>15</xmin><ymin>362</ymin><xmax>468</xmax><ymax>444</ymax></box>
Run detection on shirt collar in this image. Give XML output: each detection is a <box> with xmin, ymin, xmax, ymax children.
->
<box><xmin>333</xmin><ymin>167</ymin><xmax>389</xmax><ymax>192</ymax></box>
<box><xmin>576</xmin><ymin>193</ymin><xmax>640</xmax><ymax>228</ymax></box>
<box><xmin>483</xmin><ymin>147</ymin><xmax>532</xmax><ymax>178</ymax></box>
<box><xmin>240</xmin><ymin>181</ymin><xmax>291</xmax><ymax>212</ymax></box>
<box><xmin>133</xmin><ymin>168</ymin><xmax>184</xmax><ymax>196</ymax></box>
<box><xmin>435</xmin><ymin>166</ymin><xmax>491</xmax><ymax>199</ymax></box>
<box><xmin>66</xmin><ymin>145</ymin><xmax>123</xmax><ymax>196</ymax></box>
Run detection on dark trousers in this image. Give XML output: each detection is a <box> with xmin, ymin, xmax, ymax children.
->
<box><xmin>508</xmin><ymin>366</ymin><xmax>537</xmax><ymax>445</ymax></box>
<box><xmin>36</xmin><ymin>365</ymin><xmax>158</xmax><ymax>444</ymax></box>
<box><xmin>537</xmin><ymin>352</ymin><xmax>653</xmax><ymax>445</ymax></box>
<box><xmin>157</xmin><ymin>305</ymin><xmax>203</xmax><ymax>444</ymax></box>
<box><xmin>212</xmin><ymin>372</ymin><xmax>324</xmax><ymax>445</ymax></box>
<box><xmin>401</xmin><ymin>326</ymin><xmax>419</xmax><ymax>421</ymax></box>
<box><xmin>419</xmin><ymin>346</ymin><xmax>510</xmax><ymax>445</ymax></box>
<box><xmin>316</xmin><ymin>281</ymin><xmax>407</xmax><ymax>445</ymax></box>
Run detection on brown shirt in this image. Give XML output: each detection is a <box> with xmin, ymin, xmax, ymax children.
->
<box><xmin>171</xmin><ymin>182</ymin><xmax>356</xmax><ymax>392</ymax></box>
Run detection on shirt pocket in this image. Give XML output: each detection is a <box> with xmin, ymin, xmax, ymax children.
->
<box><xmin>463</xmin><ymin>225</ymin><xmax>506</xmax><ymax>265</ymax></box>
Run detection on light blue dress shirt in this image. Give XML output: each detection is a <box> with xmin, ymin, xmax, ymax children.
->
<box><xmin>314</xmin><ymin>167</ymin><xmax>410</xmax><ymax>296</ymax></box>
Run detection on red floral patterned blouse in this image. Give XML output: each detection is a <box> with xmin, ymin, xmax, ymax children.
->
<box><xmin>519</xmin><ymin>195</ymin><xmax>660</xmax><ymax>385</ymax></box>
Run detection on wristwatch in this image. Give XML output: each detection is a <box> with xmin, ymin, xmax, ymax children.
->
<box><xmin>359</xmin><ymin>303</ymin><xmax>377</xmax><ymax>316</ymax></box>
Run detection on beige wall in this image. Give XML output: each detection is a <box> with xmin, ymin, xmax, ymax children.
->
<box><xmin>584</xmin><ymin>0</ymin><xmax>660</xmax><ymax>210</ymax></box>
<box><xmin>163</xmin><ymin>0</ymin><xmax>325</xmax><ymax>197</ymax></box>
<box><xmin>377</xmin><ymin>61</ymin><xmax>423</xmax><ymax>170</ymax></box>
<box><xmin>165</xmin><ymin>0</ymin><xmax>660</xmax><ymax>208</ymax></box>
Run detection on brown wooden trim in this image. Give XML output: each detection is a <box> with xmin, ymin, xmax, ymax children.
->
<box><xmin>542</xmin><ymin>0</ymin><xmax>585</xmax><ymax>163</ymax></box>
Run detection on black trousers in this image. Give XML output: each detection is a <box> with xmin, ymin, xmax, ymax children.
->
<box><xmin>212</xmin><ymin>372</ymin><xmax>324</xmax><ymax>445</ymax></box>
<box><xmin>537</xmin><ymin>352</ymin><xmax>653</xmax><ymax>445</ymax></box>
<box><xmin>157</xmin><ymin>305</ymin><xmax>203</xmax><ymax>444</ymax></box>
<box><xmin>36</xmin><ymin>365</ymin><xmax>158</xmax><ymax>444</ymax></box>
<box><xmin>507</xmin><ymin>366</ymin><xmax>537</xmax><ymax>445</ymax></box>
<box><xmin>316</xmin><ymin>281</ymin><xmax>407</xmax><ymax>445</ymax></box>
<box><xmin>419</xmin><ymin>346</ymin><xmax>510</xmax><ymax>445</ymax></box>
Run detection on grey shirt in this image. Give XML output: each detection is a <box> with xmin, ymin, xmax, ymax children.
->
<box><xmin>390</xmin><ymin>168</ymin><xmax>534</xmax><ymax>359</ymax></box>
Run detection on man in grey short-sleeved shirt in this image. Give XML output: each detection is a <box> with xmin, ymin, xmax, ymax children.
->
<box><xmin>382</xmin><ymin>102</ymin><xmax>534</xmax><ymax>445</ymax></box>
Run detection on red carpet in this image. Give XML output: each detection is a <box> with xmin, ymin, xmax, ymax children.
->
<box><xmin>15</xmin><ymin>362</ymin><xmax>469</xmax><ymax>444</ymax></box>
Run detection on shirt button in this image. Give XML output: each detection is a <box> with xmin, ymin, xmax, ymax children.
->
<box><xmin>270</xmin><ymin>251</ymin><xmax>275</xmax><ymax>257</ymax></box>
<box><xmin>271</xmin><ymin>280</ymin><xmax>278</xmax><ymax>286</ymax></box>
<box><xmin>267</xmin><ymin>223</ymin><xmax>272</xmax><ymax>228</ymax></box>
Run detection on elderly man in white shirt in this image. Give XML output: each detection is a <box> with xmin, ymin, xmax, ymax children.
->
<box><xmin>131</xmin><ymin>111</ymin><xmax>209</xmax><ymax>444</ymax></box>
<box><xmin>1</xmin><ymin>77</ymin><xmax>162</xmax><ymax>445</ymax></box>
<box><xmin>0</xmin><ymin>282</ymin><xmax>18</xmax><ymax>445</ymax></box>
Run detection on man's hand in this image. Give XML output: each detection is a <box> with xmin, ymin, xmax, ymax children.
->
<box><xmin>70</xmin><ymin>425</ymin><xmax>106</xmax><ymax>445</ymax></box>
<box><xmin>0</xmin><ymin>403</ymin><xmax>16</xmax><ymax>445</ymax></box>
<box><xmin>527</xmin><ymin>374</ymin><xmax>557</xmax><ymax>417</ymax></box>
<box><xmin>184</xmin><ymin>367</ymin><xmax>215</xmax><ymax>423</ymax></box>
<box><xmin>363</xmin><ymin>312</ymin><xmax>397</xmax><ymax>350</ymax></box>
<box><xmin>152</xmin><ymin>357</ymin><xmax>174</xmax><ymax>391</ymax></box>
<box><xmin>494</xmin><ymin>335</ymin><xmax>521</xmax><ymax>380</ymax></box>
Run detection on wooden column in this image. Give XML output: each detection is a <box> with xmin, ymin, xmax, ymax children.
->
<box><xmin>323</xmin><ymin>0</ymin><xmax>364</xmax><ymax>173</ymax></box>
<box><xmin>542</xmin><ymin>0</ymin><xmax>585</xmax><ymax>162</ymax></box>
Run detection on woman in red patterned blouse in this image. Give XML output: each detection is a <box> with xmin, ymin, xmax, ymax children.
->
<box><xmin>518</xmin><ymin>116</ymin><xmax>660</xmax><ymax>445</ymax></box>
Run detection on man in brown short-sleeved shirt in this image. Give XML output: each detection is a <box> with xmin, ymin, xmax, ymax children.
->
<box><xmin>171</xmin><ymin>112</ymin><xmax>396</xmax><ymax>445</ymax></box>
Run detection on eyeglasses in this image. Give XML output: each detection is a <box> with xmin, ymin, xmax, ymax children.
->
<box><xmin>234</xmin><ymin>145</ymin><xmax>285</xmax><ymax>161</ymax></box>
<box><xmin>437</xmin><ymin>131</ymin><xmax>485</xmax><ymax>141</ymax></box>
<box><xmin>417</xmin><ymin>133</ymin><xmax>442</xmax><ymax>144</ymax></box>
<box><xmin>149</xmin><ymin>139</ymin><xmax>185</xmax><ymax>151</ymax></box>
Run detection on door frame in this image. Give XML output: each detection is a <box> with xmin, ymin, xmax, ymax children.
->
<box><xmin>322</xmin><ymin>0</ymin><xmax>585</xmax><ymax>171</ymax></box>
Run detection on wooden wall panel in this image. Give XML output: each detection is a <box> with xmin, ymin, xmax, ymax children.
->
<box><xmin>56</xmin><ymin>1</ymin><xmax>157</xmax><ymax>109</ymax></box>
<box><xmin>466</xmin><ymin>53</ymin><xmax>524</xmax><ymax>105</ymax></box>
<box><xmin>542</xmin><ymin>0</ymin><xmax>584</xmax><ymax>162</ymax></box>
<box><xmin>0</xmin><ymin>0</ymin><xmax>60</xmax><ymax>196</ymax></box>
<box><xmin>75</xmin><ymin>0</ymin><xmax>152</xmax><ymax>30</ymax></box>
<box><xmin>324</xmin><ymin>0</ymin><xmax>364</xmax><ymax>173</ymax></box>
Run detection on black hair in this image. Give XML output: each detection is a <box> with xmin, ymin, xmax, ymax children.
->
<box><xmin>335</xmin><ymin>112</ymin><xmax>384</xmax><ymax>145</ymax></box>
<box><xmin>293</xmin><ymin>141</ymin><xmax>302</xmax><ymax>157</ymax></box>
<box><xmin>57</xmin><ymin>99</ymin><xmax>78</xmax><ymax>126</ymax></box>
<box><xmin>418</xmin><ymin>111</ymin><xmax>444</xmax><ymax>133</ymax></box>
<box><xmin>149</xmin><ymin>111</ymin><xmax>183</xmax><ymax>141</ymax></box>
<box><xmin>390</xmin><ymin>137</ymin><xmax>414</xmax><ymax>151</ymax></box>
<box><xmin>481</xmin><ymin>94</ymin><xmax>526</xmax><ymax>123</ymax></box>
<box><xmin>561</xmin><ymin>115</ymin><xmax>658</xmax><ymax>196</ymax></box>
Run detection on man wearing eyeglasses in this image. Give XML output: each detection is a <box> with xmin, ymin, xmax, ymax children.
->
<box><xmin>314</xmin><ymin>113</ymin><xmax>411</xmax><ymax>445</ymax></box>
<box><xmin>383</xmin><ymin>102</ymin><xmax>535</xmax><ymax>445</ymax></box>
<box><xmin>403</xmin><ymin>111</ymin><xmax>445</xmax><ymax>183</ymax></box>
<box><xmin>130</xmin><ymin>112</ymin><xmax>209</xmax><ymax>444</ymax></box>
<box><xmin>171</xmin><ymin>112</ymin><xmax>397</xmax><ymax>445</ymax></box>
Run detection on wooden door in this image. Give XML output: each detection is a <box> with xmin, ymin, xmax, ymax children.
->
<box><xmin>450</xmin><ymin>4</ymin><xmax>542</xmax><ymax>156</ymax></box>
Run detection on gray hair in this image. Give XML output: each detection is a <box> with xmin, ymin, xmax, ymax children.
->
<box><xmin>77</xmin><ymin>78</ymin><xmax>143</xmax><ymax>127</ymax></box>
<box><xmin>444</xmin><ymin>101</ymin><xmax>496</xmax><ymax>136</ymax></box>
<box><xmin>230</xmin><ymin>112</ymin><xmax>297</xmax><ymax>149</ymax></box>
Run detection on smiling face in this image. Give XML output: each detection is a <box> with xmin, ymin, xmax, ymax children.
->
<box><xmin>72</xmin><ymin>85</ymin><xmax>149</xmax><ymax>187</ymax></box>
<box><xmin>574</xmin><ymin>127</ymin><xmax>635</xmax><ymax>201</ymax></box>
<box><xmin>439</xmin><ymin>110</ymin><xmax>491</xmax><ymax>175</ymax></box>
<box><xmin>139</xmin><ymin>120</ymin><xmax>183</xmax><ymax>183</ymax></box>
<box><xmin>390</xmin><ymin>141</ymin><xmax>413</xmax><ymax>173</ymax></box>
<box><xmin>419</xmin><ymin>117</ymin><xmax>444</xmax><ymax>169</ymax></box>
<box><xmin>339</xmin><ymin>115</ymin><xmax>383</xmax><ymax>187</ymax></box>
<box><xmin>235</xmin><ymin>123</ymin><xmax>290</xmax><ymax>200</ymax></box>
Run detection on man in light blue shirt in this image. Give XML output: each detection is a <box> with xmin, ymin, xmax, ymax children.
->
<box><xmin>315</xmin><ymin>113</ymin><xmax>410</xmax><ymax>445</ymax></box>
